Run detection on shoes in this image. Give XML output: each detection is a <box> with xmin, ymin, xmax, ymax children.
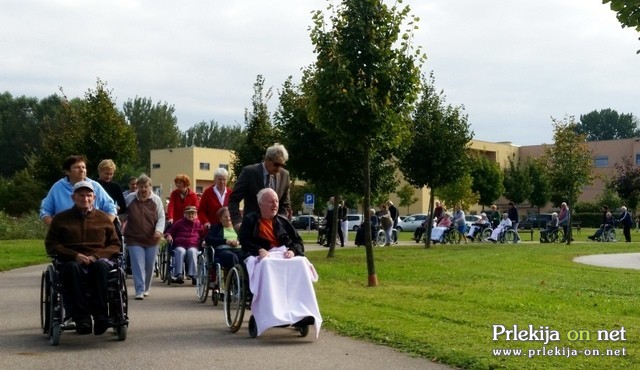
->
<box><xmin>340</xmin><ymin>244</ymin><xmax>344</xmax><ymax>248</ymax></box>
<box><xmin>172</xmin><ymin>276</ymin><xmax>184</xmax><ymax>284</ymax></box>
<box><xmin>143</xmin><ymin>291</ymin><xmax>149</xmax><ymax>297</ymax></box>
<box><xmin>468</xmin><ymin>236</ymin><xmax>474</xmax><ymax>242</ymax></box>
<box><xmin>75</xmin><ymin>317</ymin><xmax>92</xmax><ymax>335</ymax></box>
<box><xmin>587</xmin><ymin>236</ymin><xmax>595</xmax><ymax>240</ymax></box>
<box><xmin>293</xmin><ymin>316</ymin><xmax>315</xmax><ymax>327</ymax></box>
<box><xmin>135</xmin><ymin>293</ymin><xmax>144</xmax><ymax>300</ymax></box>
<box><xmin>191</xmin><ymin>277</ymin><xmax>197</xmax><ymax>286</ymax></box>
<box><xmin>93</xmin><ymin>316</ymin><xmax>114</xmax><ymax>336</ymax></box>
<box><xmin>384</xmin><ymin>243</ymin><xmax>391</xmax><ymax>246</ymax></box>
<box><xmin>62</xmin><ymin>318</ymin><xmax>76</xmax><ymax>330</ymax></box>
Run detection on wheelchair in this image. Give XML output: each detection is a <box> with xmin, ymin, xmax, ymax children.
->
<box><xmin>593</xmin><ymin>225</ymin><xmax>619</xmax><ymax>242</ymax></box>
<box><xmin>375</xmin><ymin>227</ymin><xmax>398</xmax><ymax>246</ymax></box>
<box><xmin>223</xmin><ymin>262</ymin><xmax>312</xmax><ymax>338</ymax></box>
<box><xmin>40</xmin><ymin>255</ymin><xmax>128</xmax><ymax>346</ymax></box>
<box><xmin>195</xmin><ymin>245</ymin><xmax>224</xmax><ymax>305</ymax></box>
<box><xmin>491</xmin><ymin>226</ymin><xmax>518</xmax><ymax>244</ymax></box>
<box><xmin>540</xmin><ymin>228</ymin><xmax>564</xmax><ymax>243</ymax></box>
<box><xmin>160</xmin><ymin>240</ymin><xmax>197</xmax><ymax>285</ymax></box>
<box><xmin>316</xmin><ymin>223</ymin><xmax>327</xmax><ymax>246</ymax></box>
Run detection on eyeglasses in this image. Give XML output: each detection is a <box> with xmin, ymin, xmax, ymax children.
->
<box><xmin>272</xmin><ymin>161</ymin><xmax>284</xmax><ymax>168</ymax></box>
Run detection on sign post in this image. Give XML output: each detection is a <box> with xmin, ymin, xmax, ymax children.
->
<box><xmin>303</xmin><ymin>193</ymin><xmax>315</xmax><ymax>230</ymax></box>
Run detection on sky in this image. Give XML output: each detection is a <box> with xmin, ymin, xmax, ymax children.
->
<box><xmin>1</xmin><ymin>0</ymin><xmax>638</xmax><ymax>146</ymax></box>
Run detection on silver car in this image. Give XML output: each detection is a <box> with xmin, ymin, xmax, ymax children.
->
<box><xmin>396</xmin><ymin>214</ymin><xmax>429</xmax><ymax>232</ymax></box>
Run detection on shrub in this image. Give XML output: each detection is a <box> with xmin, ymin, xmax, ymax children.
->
<box><xmin>0</xmin><ymin>211</ymin><xmax>47</xmax><ymax>240</ymax></box>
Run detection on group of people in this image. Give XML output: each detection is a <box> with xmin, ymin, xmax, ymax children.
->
<box><xmin>41</xmin><ymin>143</ymin><xmax>322</xmax><ymax>337</ymax></box>
<box><xmin>353</xmin><ymin>201</ymin><xmax>399</xmax><ymax>246</ymax></box>
<box><xmin>586</xmin><ymin>205</ymin><xmax>633</xmax><ymax>242</ymax></box>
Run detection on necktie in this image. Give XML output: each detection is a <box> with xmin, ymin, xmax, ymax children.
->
<box><xmin>266</xmin><ymin>174</ymin><xmax>275</xmax><ymax>190</ymax></box>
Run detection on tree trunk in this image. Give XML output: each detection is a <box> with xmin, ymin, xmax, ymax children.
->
<box><xmin>326</xmin><ymin>195</ymin><xmax>341</xmax><ymax>258</ymax></box>
<box><xmin>363</xmin><ymin>145</ymin><xmax>377</xmax><ymax>287</ymax></box>
<box><xmin>425</xmin><ymin>190</ymin><xmax>435</xmax><ymax>248</ymax></box>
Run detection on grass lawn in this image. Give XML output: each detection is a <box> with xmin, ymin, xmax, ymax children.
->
<box><xmin>5</xmin><ymin>230</ymin><xmax>640</xmax><ymax>369</ymax></box>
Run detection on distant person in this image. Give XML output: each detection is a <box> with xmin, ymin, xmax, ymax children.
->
<box><xmin>539</xmin><ymin>212</ymin><xmax>559</xmax><ymax>243</ymax></box>
<box><xmin>433</xmin><ymin>201</ymin><xmax>444</xmax><ymax>224</ymax></box>
<box><xmin>489</xmin><ymin>204</ymin><xmax>500</xmax><ymax>228</ymax></box>
<box><xmin>325</xmin><ymin>197</ymin><xmax>345</xmax><ymax>247</ymax></box>
<box><xmin>198</xmin><ymin>168</ymin><xmax>231</xmax><ymax>230</ymax></box>
<box><xmin>467</xmin><ymin>213</ymin><xmax>490</xmax><ymax>241</ymax></box>
<box><xmin>430</xmin><ymin>213</ymin><xmax>452</xmax><ymax>243</ymax></box>
<box><xmin>40</xmin><ymin>155</ymin><xmax>117</xmax><ymax>226</ymax></box>
<box><xmin>378</xmin><ymin>203</ymin><xmax>393</xmax><ymax>246</ymax></box>
<box><xmin>338</xmin><ymin>200</ymin><xmax>348</xmax><ymax>245</ymax></box>
<box><xmin>44</xmin><ymin>181</ymin><xmax>121</xmax><ymax>335</ymax></box>
<box><xmin>618</xmin><ymin>206</ymin><xmax>633</xmax><ymax>242</ymax></box>
<box><xmin>588</xmin><ymin>211</ymin><xmax>615</xmax><ymax>241</ymax></box>
<box><xmin>488</xmin><ymin>213</ymin><xmax>512</xmax><ymax>243</ymax></box>
<box><xmin>123</xmin><ymin>176</ymin><xmax>138</xmax><ymax>197</ymax></box>
<box><xmin>451</xmin><ymin>204</ymin><xmax>467</xmax><ymax>243</ymax></box>
<box><xmin>124</xmin><ymin>175</ymin><xmax>165</xmax><ymax>299</ymax></box>
<box><xmin>557</xmin><ymin>202</ymin><xmax>571</xmax><ymax>242</ymax></box>
<box><xmin>388</xmin><ymin>201</ymin><xmax>399</xmax><ymax>228</ymax></box>
<box><xmin>507</xmin><ymin>202</ymin><xmax>520</xmax><ymax>243</ymax></box>
<box><xmin>228</xmin><ymin>143</ymin><xmax>292</xmax><ymax>230</ymax></box>
<box><xmin>204</xmin><ymin>206</ymin><xmax>247</xmax><ymax>271</ymax></box>
<box><xmin>166</xmin><ymin>174</ymin><xmax>199</xmax><ymax>227</ymax></box>
<box><xmin>96</xmin><ymin>159</ymin><xmax>127</xmax><ymax>218</ymax></box>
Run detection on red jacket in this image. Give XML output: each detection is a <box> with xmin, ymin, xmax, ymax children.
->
<box><xmin>197</xmin><ymin>185</ymin><xmax>231</xmax><ymax>226</ymax></box>
<box><xmin>167</xmin><ymin>188</ymin><xmax>199</xmax><ymax>222</ymax></box>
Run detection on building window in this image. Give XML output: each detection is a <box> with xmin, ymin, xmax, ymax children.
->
<box><xmin>199</xmin><ymin>162</ymin><xmax>210</xmax><ymax>171</ymax></box>
<box><xmin>594</xmin><ymin>156</ymin><xmax>608</xmax><ymax>167</ymax></box>
<box><xmin>152</xmin><ymin>163</ymin><xmax>160</xmax><ymax>169</ymax></box>
<box><xmin>219</xmin><ymin>164</ymin><xmax>229</xmax><ymax>171</ymax></box>
<box><xmin>636</xmin><ymin>154</ymin><xmax>640</xmax><ymax>165</ymax></box>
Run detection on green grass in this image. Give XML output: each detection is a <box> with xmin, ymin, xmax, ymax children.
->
<box><xmin>5</xmin><ymin>232</ymin><xmax>640</xmax><ymax>369</ymax></box>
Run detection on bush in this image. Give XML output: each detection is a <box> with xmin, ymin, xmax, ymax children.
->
<box><xmin>0</xmin><ymin>211</ymin><xmax>47</xmax><ymax>240</ymax></box>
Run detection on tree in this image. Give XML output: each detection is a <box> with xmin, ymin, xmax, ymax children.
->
<box><xmin>123</xmin><ymin>96</ymin><xmax>181</xmax><ymax>171</ymax></box>
<box><xmin>180</xmin><ymin>120</ymin><xmax>245</xmax><ymax>150</ymax></box>
<box><xmin>603</xmin><ymin>0</ymin><xmax>640</xmax><ymax>53</ymax></box>
<box><xmin>396</xmin><ymin>183</ymin><xmax>418</xmax><ymax>214</ymax></box>
<box><xmin>610</xmin><ymin>156</ymin><xmax>640</xmax><ymax>211</ymax></box>
<box><xmin>397</xmin><ymin>73</ymin><xmax>473</xmax><ymax>248</ymax></box>
<box><xmin>435</xmin><ymin>173</ymin><xmax>478</xmax><ymax>210</ymax></box>
<box><xmin>575</xmin><ymin>109</ymin><xmax>639</xmax><ymax>141</ymax></box>
<box><xmin>469</xmin><ymin>154</ymin><xmax>503</xmax><ymax>209</ymax></box>
<box><xmin>527</xmin><ymin>159</ymin><xmax>551</xmax><ymax>212</ymax></box>
<box><xmin>542</xmin><ymin>116</ymin><xmax>594</xmax><ymax>244</ymax></box>
<box><xmin>0</xmin><ymin>168</ymin><xmax>45</xmax><ymax>215</ymax></box>
<box><xmin>308</xmin><ymin>0</ymin><xmax>423</xmax><ymax>285</ymax></box>
<box><xmin>232</xmin><ymin>75</ymin><xmax>276</xmax><ymax>177</ymax></box>
<box><xmin>502</xmin><ymin>154</ymin><xmax>531</xmax><ymax>204</ymax></box>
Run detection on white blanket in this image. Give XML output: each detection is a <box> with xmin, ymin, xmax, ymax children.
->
<box><xmin>245</xmin><ymin>246</ymin><xmax>323</xmax><ymax>337</ymax></box>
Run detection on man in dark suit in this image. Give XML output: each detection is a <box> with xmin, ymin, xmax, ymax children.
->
<box><xmin>229</xmin><ymin>143</ymin><xmax>292</xmax><ymax>229</ymax></box>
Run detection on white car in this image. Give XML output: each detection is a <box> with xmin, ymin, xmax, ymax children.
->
<box><xmin>396</xmin><ymin>214</ymin><xmax>429</xmax><ymax>232</ymax></box>
<box><xmin>346</xmin><ymin>214</ymin><xmax>364</xmax><ymax>231</ymax></box>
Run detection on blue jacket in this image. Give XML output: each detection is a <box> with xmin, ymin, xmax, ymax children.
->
<box><xmin>40</xmin><ymin>177</ymin><xmax>117</xmax><ymax>219</ymax></box>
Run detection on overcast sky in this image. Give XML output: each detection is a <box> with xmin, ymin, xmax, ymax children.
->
<box><xmin>2</xmin><ymin>0</ymin><xmax>638</xmax><ymax>146</ymax></box>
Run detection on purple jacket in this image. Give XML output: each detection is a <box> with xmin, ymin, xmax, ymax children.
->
<box><xmin>165</xmin><ymin>218</ymin><xmax>203</xmax><ymax>248</ymax></box>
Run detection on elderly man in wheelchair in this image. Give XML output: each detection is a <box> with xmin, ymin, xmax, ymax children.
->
<box><xmin>44</xmin><ymin>181</ymin><xmax>125</xmax><ymax>340</ymax></box>
<box><xmin>234</xmin><ymin>188</ymin><xmax>322</xmax><ymax>338</ymax></box>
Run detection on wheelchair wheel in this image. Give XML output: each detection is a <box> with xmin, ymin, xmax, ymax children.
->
<box><xmin>163</xmin><ymin>244</ymin><xmax>172</xmax><ymax>285</ymax></box>
<box><xmin>116</xmin><ymin>324</ymin><xmax>127</xmax><ymax>341</ymax></box>
<box><xmin>606</xmin><ymin>229</ymin><xmax>619</xmax><ymax>242</ymax></box>
<box><xmin>446</xmin><ymin>230</ymin><xmax>461</xmax><ymax>244</ymax></box>
<box><xmin>212</xmin><ymin>263</ymin><xmax>222</xmax><ymax>306</ymax></box>
<box><xmin>504</xmin><ymin>229</ymin><xmax>518</xmax><ymax>244</ymax></box>
<box><xmin>481</xmin><ymin>228</ymin><xmax>492</xmax><ymax>242</ymax></box>
<box><xmin>40</xmin><ymin>270</ymin><xmax>50</xmax><ymax>334</ymax></box>
<box><xmin>224</xmin><ymin>264</ymin><xmax>247</xmax><ymax>333</ymax></box>
<box><xmin>108</xmin><ymin>266</ymin><xmax>129</xmax><ymax>341</ymax></box>
<box><xmin>391</xmin><ymin>229</ymin><xmax>398</xmax><ymax>244</ymax></box>
<box><xmin>299</xmin><ymin>325</ymin><xmax>309</xmax><ymax>337</ymax></box>
<box><xmin>158</xmin><ymin>243</ymin><xmax>167</xmax><ymax>282</ymax></box>
<box><xmin>248</xmin><ymin>315</ymin><xmax>258</xmax><ymax>338</ymax></box>
<box><xmin>50</xmin><ymin>322</ymin><xmax>61</xmax><ymax>346</ymax></box>
<box><xmin>48</xmin><ymin>277</ymin><xmax>62</xmax><ymax>346</ymax></box>
<box><xmin>196</xmin><ymin>252</ymin><xmax>210</xmax><ymax>303</ymax></box>
<box><xmin>375</xmin><ymin>230</ymin><xmax>386</xmax><ymax>246</ymax></box>
<box><xmin>553</xmin><ymin>230</ymin><xmax>565</xmax><ymax>243</ymax></box>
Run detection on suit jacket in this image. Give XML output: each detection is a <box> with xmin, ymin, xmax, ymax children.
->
<box><xmin>228</xmin><ymin>163</ymin><xmax>291</xmax><ymax>226</ymax></box>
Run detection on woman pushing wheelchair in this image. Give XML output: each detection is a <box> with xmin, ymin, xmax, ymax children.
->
<box><xmin>238</xmin><ymin>188</ymin><xmax>322</xmax><ymax>338</ymax></box>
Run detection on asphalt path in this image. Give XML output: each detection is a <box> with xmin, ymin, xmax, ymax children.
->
<box><xmin>0</xmin><ymin>258</ymin><xmax>453</xmax><ymax>370</ymax></box>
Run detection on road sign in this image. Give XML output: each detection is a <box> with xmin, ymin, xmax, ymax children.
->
<box><xmin>304</xmin><ymin>193</ymin><xmax>314</xmax><ymax>205</ymax></box>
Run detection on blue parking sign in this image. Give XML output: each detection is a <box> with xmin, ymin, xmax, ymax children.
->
<box><xmin>304</xmin><ymin>193</ymin><xmax>314</xmax><ymax>205</ymax></box>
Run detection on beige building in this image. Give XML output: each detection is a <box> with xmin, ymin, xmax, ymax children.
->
<box><xmin>149</xmin><ymin>147</ymin><xmax>235</xmax><ymax>199</ymax></box>
<box><xmin>150</xmin><ymin>138</ymin><xmax>638</xmax><ymax>215</ymax></box>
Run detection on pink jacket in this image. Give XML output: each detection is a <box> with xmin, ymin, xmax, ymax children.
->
<box><xmin>165</xmin><ymin>218</ymin><xmax>203</xmax><ymax>248</ymax></box>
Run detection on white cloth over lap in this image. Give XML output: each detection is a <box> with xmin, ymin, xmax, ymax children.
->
<box><xmin>245</xmin><ymin>246</ymin><xmax>322</xmax><ymax>337</ymax></box>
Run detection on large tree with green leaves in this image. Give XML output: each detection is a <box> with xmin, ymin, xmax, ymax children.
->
<box><xmin>308</xmin><ymin>0</ymin><xmax>423</xmax><ymax>285</ymax></box>
<box><xmin>397</xmin><ymin>73</ymin><xmax>473</xmax><ymax>248</ymax></box>
<box><xmin>232</xmin><ymin>75</ymin><xmax>276</xmax><ymax>177</ymax></box>
<box><xmin>603</xmin><ymin>0</ymin><xmax>640</xmax><ymax>53</ymax></box>
<box><xmin>469</xmin><ymin>154</ymin><xmax>503</xmax><ymax>209</ymax></box>
<box><xmin>542</xmin><ymin>116</ymin><xmax>594</xmax><ymax>244</ymax></box>
<box><xmin>575</xmin><ymin>109</ymin><xmax>639</xmax><ymax>141</ymax></box>
<box><xmin>123</xmin><ymin>96</ymin><xmax>181</xmax><ymax>171</ymax></box>
<box><xmin>527</xmin><ymin>158</ymin><xmax>551</xmax><ymax>212</ymax></box>
<box><xmin>396</xmin><ymin>183</ymin><xmax>418</xmax><ymax>214</ymax></box>
<box><xmin>610</xmin><ymin>156</ymin><xmax>640</xmax><ymax>212</ymax></box>
<box><xmin>502</xmin><ymin>154</ymin><xmax>532</xmax><ymax>204</ymax></box>
<box><xmin>180</xmin><ymin>120</ymin><xmax>245</xmax><ymax>150</ymax></box>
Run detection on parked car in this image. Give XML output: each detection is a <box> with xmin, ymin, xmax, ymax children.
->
<box><xmin>291</xmin><ymin>215</ymin><xmax>320</xmax><ymax>230</ymax></box>
<box><xmin>346</xmin><ymin>214</ymin><xmax>364</xmax><ymax>231</ymax></box>
<box><xmin>396</xmin><ymin>213</ymin><xmax>429</xmax><ymax>232</ymax></box>
<box><xmin>521</xmin><ymin>213</ymin><xmax>553</xmax><ymax>229</ymax></box>
<box><xmin>465</xmin><ymin>214</ymin><xmax>482</xmax><ymax>229</ymax></box>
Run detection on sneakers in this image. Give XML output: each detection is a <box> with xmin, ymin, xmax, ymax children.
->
<box><xmin>62</xmin><ymin>318</ymin><xmax>76</xmax><ymax>330</ymax></box>
<box><xmin>172</xmin><ymin>276</ymin><xmax>184</xmax><ymax>284</ymax></box>
<box><xmin>75</xmin><ymin>317</ymin><xmax>92</xmax><ymax>335</ymax></box>
<box><xmin>93</xmin><ymin>316</ymin><xmax>114</xmax><ymax>336</ymax></box>
<box><xmin>135</xmin><ymin>293</ymin><xmax>144</xmax><ymax>300</ymax></box>
<box><xmin>143</xmin><ymin>291</ymin><xmax>149</xmax><ymax>297</ymax></box>
<box><xmin>587</xmin><ymin>235</ymin><xmax>595</xmax><ymax>240</ymax></box>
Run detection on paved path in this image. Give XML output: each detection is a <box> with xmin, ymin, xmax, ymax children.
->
<box><xmin>0</xmin><ymin>262</ymin><xmax>453</xmax><ymax>370</ymax></box>
<box><xmin>573</xmin><ymin>253</ymin><xmax>640</xmax><ymax>270</ymax></box>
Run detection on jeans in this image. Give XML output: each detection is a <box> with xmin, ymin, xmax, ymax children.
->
<box><xmin>173</xmin><ymin>246</ymin><xmax>198</xmax><ymax>277</ymax></box>
<box><xmin>128</xmin><ymin>245</ymin><xmax>158</xmax><ymax>295</ymax></box>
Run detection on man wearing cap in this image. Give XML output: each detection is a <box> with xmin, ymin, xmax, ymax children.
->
<box><xmin>45</xmin><ymin>181</ymin><xmax>122</xmax><ymax>335</ymax></box>
<box><xmin>164</xmin><ymin>205</ymin><xmax>204</xmax><ymax>285</ymax></box>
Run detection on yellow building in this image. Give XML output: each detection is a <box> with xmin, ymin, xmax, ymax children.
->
<box><xmin>149</xmin><ymin>147</ymin><xmax>235</xmax><ymax>199</ymax></box>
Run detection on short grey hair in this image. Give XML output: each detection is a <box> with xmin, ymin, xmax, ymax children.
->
<box><xmin>137</xmin><ymin>174</ymin><xmax>152</xmax><ymax>187</ymax></box>
<box><xmin>265</xmin><ymin>143</ymin><xmax>289</xmax><ymax>162</ymax></box>
<box><xmin>621</xmin><ymin>206</ymin><xmax>627</xmax><ymax>212</ymax></box>
<box><xmin>213</xmin><ymin>167</ymin><xmax>228</xmax><ymax>179</ymax></box>
<box><xmin>257</xmin><ymin>187</ymin><xmax>278</xmax><ymax>205</ymax></box>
